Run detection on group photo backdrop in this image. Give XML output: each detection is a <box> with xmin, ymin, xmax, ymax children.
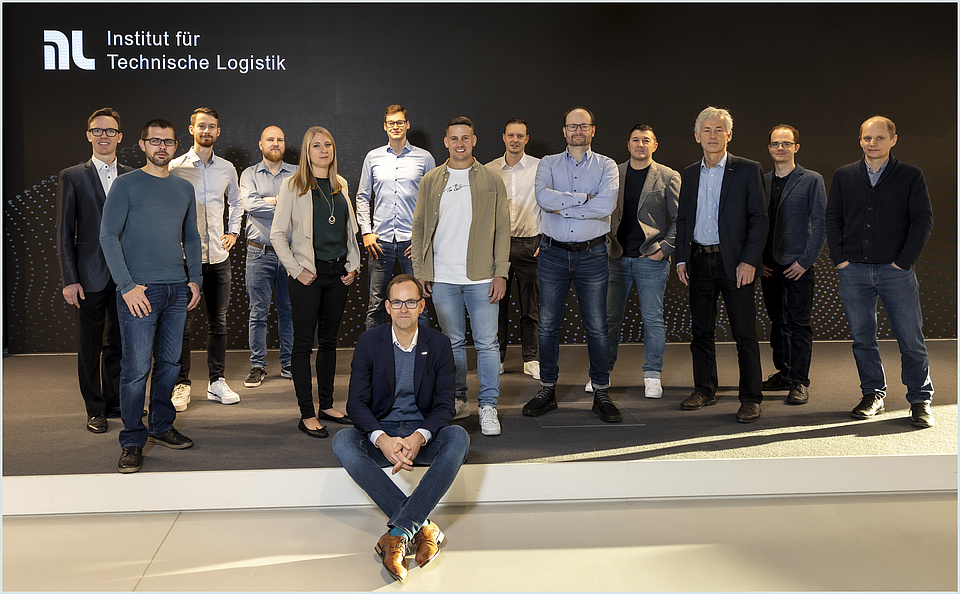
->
<box><xmin>4</xmin><ymin>3</ymin><xmax>956</xmax><ymax>354</ymax></box>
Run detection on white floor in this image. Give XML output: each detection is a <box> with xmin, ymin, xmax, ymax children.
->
<box><xmin>3</xmin><ymin>492</ymin><xmax>956</xmax><ymax>592</ymax></box>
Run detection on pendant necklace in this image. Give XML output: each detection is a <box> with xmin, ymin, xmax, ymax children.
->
<box><xmin>317</xmin><ymin>184</ymin><xmax>336</xmax><ymax>225</ymax></box>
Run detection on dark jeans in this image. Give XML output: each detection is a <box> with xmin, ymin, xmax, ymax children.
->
<box><xmin>499</xmin><ymin>235</ymin><xmax>540</xmax><ymax>363</ymax></box>
<box><xmin>289</xmin><ymin>259</ymin><xmax>349</xmax><ymax>418</ymax></box>
<box><xmin>178</xmin><ymin>259</ymin><xmax>231</xmax><ymax>384</ymax></box>
<box><xmin>364</xmin><ymin>239</ymin><xmax>427</xmax><ymax>330</ymax></box>
<box><xmin>76</xmin><ymin>281</ymin><xmax>121</xmax><ymax>416</ymax></box>
<box><xmin>761</xmin><ymin>262</ymin><xmax>815</xmax><ymax>386</ymax></box>
<box><xmin>688</xmin><ymin>250</ymin><xmax>762</xmax><ymax>404</ymax></box>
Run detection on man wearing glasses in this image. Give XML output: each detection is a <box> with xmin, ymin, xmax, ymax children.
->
<box><xmin>100</xmin><ymin>119</ymin><xmax>202</xmax><ymax>473</ymax></box>
<box><xmin>522</xmin><ymin>107</ymin><xmax>620</xmax><ymax>422</ymax></box>
<box><xmin>759</xmin><ymin>125</ymin><xmax>826</xmax><ymax>406</ymax></box>
<box><xmin>169</xmin><ymin>107</ymin><xmax>242</xmax><ymax>410</ymax></box>
<box><xmin>57</xmin><ymin>107</ymin><xmax>135</xmax><ymax>434</ymax></box>
<box><xmin>356</xmin><ymin>105</ymin><xmax>436</xmax><ymax>331</ymax></box>
<box><xmin>332</xmin><ymin>275</ymin><xmax>469</xmax><ymax>583</ymax></box>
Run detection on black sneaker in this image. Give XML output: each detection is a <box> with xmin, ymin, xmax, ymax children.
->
<box><xmin>523</xmin><ymin>385</ymin><xmax>558</xmax><ymax>417</ymax></box>
<box><xmin>244</xmin><ymin>367</ymin><xmax>267</xmax><ymax>387</ymax></box>
<box><xmin>592</xmin><ymin>388</ymin><xmax>622</xmax><ymax>423</ymax></box>
<box><xmin>118</xmin><ymin>446</ymin><xmax>143</xmax><ymax>473</ymax></box>
<box><xmin>280</xmin><ymin>365</ymin><xmax>293</xmax><ymax>379</ymax></box>
<box><xmin>148</xmin><ymin>428</ymin><xmax>194</xmax><ymax>449</ymax></box>
<box><xmin>762</xmin><ymin>372</ymin><xmax>792</xmax><ymax>391</ymax></box>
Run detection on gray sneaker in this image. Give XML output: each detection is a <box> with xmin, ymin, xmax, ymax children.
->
<box><xmin>454</xmin><ymin>399</ymin><xmax>469</xmax><ymax>420</ymax></box>
<box><xmin>244</xmin><ymin>367</ymin><xmax>267</xmax><ymax>388</ymax></box>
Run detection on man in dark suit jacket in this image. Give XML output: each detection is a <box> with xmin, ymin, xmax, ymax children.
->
<box><xmin>331</xmin><ymin>275</ymin><xmax>470</xmax><ymax>583</ymax></box>
<box><xmin>675</xmin><ymin>106</ymin><xmax>768</xmax><ymax>423</ymax></box>
<box><xmin>57</xmin><ymin>107</ymin><xmax>135</xmax><ymax>434</ymax></box>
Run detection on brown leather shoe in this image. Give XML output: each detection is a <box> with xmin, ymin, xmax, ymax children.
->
<box><xmin>413</xmin><ymin>521</ymin><xmax>445</xmax><ymax>567</ymax></box>
<box><xmin>375</xmin><ymin>532</ymin><xmax>408</xmax><ymax>582</ymax></box>
<box><xmin>736</xmin><ymin>402</ymin><xmax>762</xmax><ymax>423</ymax></box>
<box><xmin>681</xmin><ymin>390</ymin><xmax>717</xmax><ymax>410</ymax></box>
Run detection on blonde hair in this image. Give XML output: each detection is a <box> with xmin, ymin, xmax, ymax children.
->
<box><xmin>289</xmin><ymin>126</ymin><xmax>342</xmax><ymax>196</ymax></box>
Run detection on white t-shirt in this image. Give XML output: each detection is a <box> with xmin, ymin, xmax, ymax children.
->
<box><xmin>433</xmin><ymin>167</ymin><xmax>489</xmax><ymax>285</ymax></box>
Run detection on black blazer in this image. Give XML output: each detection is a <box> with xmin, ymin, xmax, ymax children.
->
<box><xmin>57</xmin><ymin>159</ymin><xmax>135</xmax><ymax>292</ymax></box>
<box><xmin>346</xmin><ymin>323</ymin><xmax>456</xmax><ymax>438</ymax></box>
<box><xmin>674</xmin><ymin>153</ymin><xmax>767</xmax><ymax>282</ymax></box>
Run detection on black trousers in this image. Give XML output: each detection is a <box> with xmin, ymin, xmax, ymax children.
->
<box><xmin>178</xmin><ymin>260</ymin><xmax>231</xmax><ymax>384</ymax></box>
<box><xmin>688</xmin><ymin>250</ymin><xmax>763</xmax><ymax>404</ymax></box>
<box><xmin>761</xmin><ymin>262</ymin><xmax>815</xmax><ymax>386</ymax></box>
<box><xmin>76</xmin><ymin>282</ymin><xmax>122</xmax><ymax>416</ymax></box>
<box><xmin>288</xmin><ymin>260</ymin><xmax>349</xmax><ymax>419</ymax></box>
<box><xmin>498</xmin><ymin>235</ymin><xmax>540</xmax><ymax>363</ymax></box>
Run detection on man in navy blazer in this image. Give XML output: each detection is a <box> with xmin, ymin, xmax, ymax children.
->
<box><xmin>675</xmin><ymin>107</ymin><xmax>768</xmax><ymax>423</ymax></box>
<box><xmin>332</xmin><ymin>275</ymin><xmax>470</xmax><ymax>583</ymax></box>
<box><xmin>57</xmin><ymin>107</ymin><xmax>135</xmax><ymax>434</ymax></box>
<box><xmin>759</xmin><ymin>125</ymin><xmax>826</xmax><ymax>406</ymax></box>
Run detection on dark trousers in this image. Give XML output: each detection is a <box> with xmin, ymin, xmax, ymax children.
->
<box><xmin>688</xmin><ymin>250</ymin><xmax>762</xmax><ymax>404</ymax></box>
<box><xmin>178</xmin><ymin>260</ymin><xmax>231</xmax><ymax>384</ymax></box>
<box><xmin>289</xmin><ymin>260</ymin><xmax>349</xmax><ymax>418</ymax></box>
<box><xmin>761</xmin><ymin>262</ymin><xmax>815</xmax><ymax>386</ymax></box>
<box><xmin>498</xmin><ymin>235</ymin><xmax>540</xmax><ymax>363</ymax></box>
<box><xmin>76</xmin><ymin>282</ymin><xmax>122</xmax><ymax>416</ymax></box>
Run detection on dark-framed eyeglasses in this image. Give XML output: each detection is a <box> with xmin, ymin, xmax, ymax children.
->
<box><xmin>769</xmin><ymin>141</ymin><xmax>796</xmax><ymax>149</ymax></box>
<box><xmin>564</xmin><ymin>123</ymin><xmax>594</xmax><ymax>132</ymax></box>
<box><xmin>143</xmin><ymin>138</ymin><xmax>177</xmax><ymax>147</ymax></box>
<box><xmin>387</xmin><ymin>298</ymin><xmax>422</xmax><ymax>310</ymax></box>
<box><xmin>384</xmin><ymin>120</ymin><xmax>408</xmax><ymax>129</ymax></box>
<box><xmin>89</xmin><ymin>128</ymin><xmax>119</xmax><ymax>137</ymax></box>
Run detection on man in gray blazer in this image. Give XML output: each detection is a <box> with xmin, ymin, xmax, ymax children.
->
<box><xmin>591</xmin><ymin>124</ymin><xmax>680</xmax><ymax>399</ymax></box>
<box><xmin>760</xmin><ymin>125</ymin><xmax>826</xmax><ymax>405</ymax></box>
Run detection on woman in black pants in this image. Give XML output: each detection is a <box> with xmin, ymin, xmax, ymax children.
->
<box><xmin>271</xmin><ymin>126</ymin><xmax>360</xmax><ymax>437</ymax></box>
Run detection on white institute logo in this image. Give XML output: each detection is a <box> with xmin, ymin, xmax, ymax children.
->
<box><xmin>43</xmin><ymin>30</ymin><xmax>95</xmax><ymax>70</ymax></box>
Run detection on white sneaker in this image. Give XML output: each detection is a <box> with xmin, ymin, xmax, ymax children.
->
<box><xmin>454</xmin><ymin>399</ymin><xmax>469</xmax><ymax>420</ymax></box>
<box><xmin>523</xmin><ymin>361</ymin><xmax>541</xmax><ymax>380</ymax></box>
<box><xmin>478</xmin><ymin>405</ymin><xmax>501</xmax><ymax>436</ymax></box>
<box><xmin>644</xmin><ymin>377</ymin><xmax>663</xmax><ymax>399</ymax></box>
<box><xmin>584</xmin><ymin>380</ymin><xmax>593</xmax><ymax>393</ymax></box>
<box><xmin>207</xmin><ymin>378</ymin><xmax>240</xmax><ymax>405</ymax></box>
<box><xmin>499</xmin><ymin>362</ymin><xmax>504</xmax><ymax>375</ymax></box>
<box><xmin>171</xmin><ymin>383</ymin><xmax>191</xmax><ymax>412</ymax></box>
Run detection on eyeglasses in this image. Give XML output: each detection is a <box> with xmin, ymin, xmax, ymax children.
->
<box><xmin>384</xmin><ymin>120</ymin><xmax>408</xmax><ymax>129</ymax></box>
<box><xmin>387</xmin><ymin>298</ymin><xmax>422</xmax><ymax>310</ymax></box>
<box><xmin>769</xmin><ymin>141</ymin><xmax>796</xmax><ymax>148</ymax></box>
<box><xmin>89</xmin><ymin>128</ymin><xmax>119</xmax><ymax>137</ymax></box>
<box><xmin>143</xmin><ymin>138</ymin><xmax>177</xmax><ymax>147</ymax></box>
<box><xmin>564</xmin><ymin>123</ymin><xmax>594</xmax><ymax>132</ymax></box>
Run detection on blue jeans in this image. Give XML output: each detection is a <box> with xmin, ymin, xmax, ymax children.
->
<box><xmin>332</xmin><ymin>423</ymin><xmax>470</xmax><ymax>540</ymax></box>
<box><xmin>365</xmin><ymin>239</ymin><xmax>427</xmax><ymax>330</ymax></box>
<box><xmin>430</xmin><ymin>282</ymin><xmax>500</xmax><ymax>407</ymax></box>
<box><xmin>837</xmin><ymin>262</ymin><xmax>933</xmax><ymax>404</ymax></box>
<box><xmin>245</xmin><ymin>245</ymin><xmax>293</xmax><ymax>369</ymax></box>
<box><xmin>606</xmin><ymin>255</ymin><xmax>670</xmax><ymax>378</ymax></box>
<box><xmin>117</xmin><ymin>283</ymin><xmax>189</xmax><ymax>448</ymax></box>
<box><xmin>538</xmin><ymin>239</ymin><xmax>609</xmax><ymax>387</ymax></box>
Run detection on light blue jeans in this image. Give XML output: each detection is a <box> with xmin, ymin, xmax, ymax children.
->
<box><xmin>606</xmin><ymin>255</ymin><xmax>671</xmax><ymax>378</ymax></box>
<box><xmin>245</xmin><ymin>245</ymin><xmax>293</xmax><ymax>370</ymax></box>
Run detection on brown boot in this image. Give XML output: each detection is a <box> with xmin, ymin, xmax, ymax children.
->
<box><xmin>413</xmin><ymin>521</ymin><xmax>445</xmax><ymax>567</ymax></box>
<box><xmin>375</xmin><ymin>532</ymin><xmax>408</xmax><ymax>582</ymax></box>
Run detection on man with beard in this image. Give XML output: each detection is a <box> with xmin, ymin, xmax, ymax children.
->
<box><xmin>239</xmin><ymin>126</ymin><xmax>297</xmax><ymax>388</ymax></box>
<box><xmin>100</xmin><ymin>119</ymin><xmax>202</xmax><ymax>473</ymax></box>
<box><xmin>169</xmin><ymin>107</ymin><xmax>242</xmax><ymax>409</ymax></box>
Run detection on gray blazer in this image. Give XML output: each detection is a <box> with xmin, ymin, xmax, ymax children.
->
<box><xmin>762</xmin><ymin>164</ymin><xmax>827</xmax><ymax>270</ymax></box>
<box><xmin>607</xmin><ymin>160</ymin><xmax>681</xmax><ymax>259</ymax></box>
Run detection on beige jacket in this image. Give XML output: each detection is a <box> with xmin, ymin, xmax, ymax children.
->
<box><xmin>270</xmin><ymin>175</ymin><xmax>361</xmax><ymax>278</ymax></box>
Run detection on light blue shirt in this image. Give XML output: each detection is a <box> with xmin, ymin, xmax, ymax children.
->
<box><xmin>693</xmin><ymin>152</ymin><xmax>728</xmax><ymax>246</ymax></box>
<box><xmin>239</xmin><ymin>159</ymin><xmax>297</xmax><ymax>245</ymax></box>
<box><xmin>535</xmin><ymin>148</ymin><xmax>619</xmax><ymax>242</ymax></box>
<box><xmin>355</xmin><ymin>142</ymin><xmax>436</xmax><ymax>241</ymax></box>
<box><xmin>865</xmin><ymin>158</ymin><xmax>888</xmax><ymax>187</ymax></box>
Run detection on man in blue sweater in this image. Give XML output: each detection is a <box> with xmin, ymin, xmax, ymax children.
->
<box><xmin>100</xmin><ymin>119</ymin><xmax>203</xmax><ymax>473</ymax></box>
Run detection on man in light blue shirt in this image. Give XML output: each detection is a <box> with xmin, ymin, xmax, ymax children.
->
<box><xmin>522</xmin><ymin>107</ymin><xmax>621</xmax><ymax>423</ymax></box>
<box><xmin>356</xmin><ymin>105</ymin><xmax>435</xmax><ymax>331</ymax></box>
<box><xmin>239</xmin><ymin>125</ymin><xmax>297</xmax><ymax>389</ymax></box>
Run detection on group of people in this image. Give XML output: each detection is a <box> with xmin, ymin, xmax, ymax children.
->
<box><xmin>57</xmin><ymin>103</ymin><xmax>935</xmax><ymax>583</ymax></box>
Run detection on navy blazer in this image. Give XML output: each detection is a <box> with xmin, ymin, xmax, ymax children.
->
<box><xmin>762</xmin><ymin>164</ymin><xmax>827</xmax><ymax>270</ymax></box>
<box><xmin>346</xmin><ymin>323</ymin><xmax>456</xmax><ymax>438</ymax></box>
<box><xmin>675</xmin><ymin>153</ymin><xmax>767</xmax><ymax>282</ymax></box>
<box><xmin>57</xmin><ymin>159</ymin><xmax>135</xmax><ymax>292</ymax></box>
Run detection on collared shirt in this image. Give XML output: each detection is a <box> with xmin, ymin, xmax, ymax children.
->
<box><xmin>91</xmin><ymin>155</ymin><xmax>118</xmax><ymax>196</ymax></box>
<box><xmin>693</xmin><ymin>152</ymin><xmax>728</xmax><ymax>246</ymax></box>
<box><xmin>355</xmin><ymin>142</ymin><xmax>435</xmax><ymax>241</ymax></box>
<box><xmin>240</xmin><ymin>159</ymin><xmax>297</xmax><ymax>246</ymax></box>
<box><xmin>486</xmin><ymin>153</ymin><xmax>541</xmax><ymax>237</ymax></box>
<box><xmin>535</xmin><ymin>147</ymin><xmax>619</xmax><ymax>242</ymax></box>
<box><xmin>865</xmin><ymin>159</ymin><xmax>889</xmax><ymax>187</ymax></box>
<box><xmin>169</xmin><ymin>147</ymin><xmax>242</xmax><ymax>265</ymax></box>
<box><xmin>368</xmin><ymin>327</ymin><xmax>432</xmax><ymax>446</ymax></box>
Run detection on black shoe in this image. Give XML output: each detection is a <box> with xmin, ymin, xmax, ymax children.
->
<box><xmin>281</xmin><ymin>365</ymin><xmax>293</xmax><ymax>379</ymax></box>
<box><xmin>105</xmin><ymin>407</ymin><xmax>122</xmax><ymax>419</ymax></box>
<box><xmin>148</xmin><ymin>428</ymin><xmax>194</xmax><ymax>449</ymax></box>
<box><xmin>318</xmin><ymin>410</ymin><xmax>353</xmax><ymax>425</ymax></box>
<box><xmin>118</xmin><ymin>446</ymin><xmax>143</xmax><ymax>473</ymax></box>
<box><xmin>86</xmin><ymin>415</ymin><xmax>108</xmax><ymax>433</ymax></box>
<box><xmin>910</xmin><ymin>402</ymin><xmax>934</xmax><ymax>428</ymax></box>
<box><xmin>851</xmin><ymin>394</ymin><xmax>885</xmax><ymax>419</ymax></box>
<box><xmin>298</xmin><ymin>419</ymin><xmax>329</xmax><ymax>438</ymax></box>
<box><xmin>736</xmin><ymin>402</ymin><xmax>762</xmax><ymax>423</ymax></box>
<box><xmin>762</xmin><ymin>372</ymin><xmax>792</xmax><ymax>391</ymax></box>
<box><xmin>522</xmin><ymin>385</ymin><xmax>558</xmax><ymax>417</ymax></box>
<box><xmin>244</xmin><ymin>367</ymin><xmax>267</xmax><ymax>388</ymax></box>
<box><xmin>786</xmin><ymin>383</ymin><xmax>809</xmax><ymax>405</ymax></box>
<box><xmin>591</xmin><ymin>388</ymin><xmax>622</xmax><ymax>423</ymax></box>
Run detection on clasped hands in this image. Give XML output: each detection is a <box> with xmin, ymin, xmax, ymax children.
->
<box><xmin>376</xmin><ymin>432</ymin><xmax>425</xmax><ymax>474</ymax></box>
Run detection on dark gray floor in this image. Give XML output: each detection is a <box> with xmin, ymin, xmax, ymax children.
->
<box><xmin>3</xmin><ymin>341</ymin><xmax>956</xmax><ymax>476</ymax></box>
